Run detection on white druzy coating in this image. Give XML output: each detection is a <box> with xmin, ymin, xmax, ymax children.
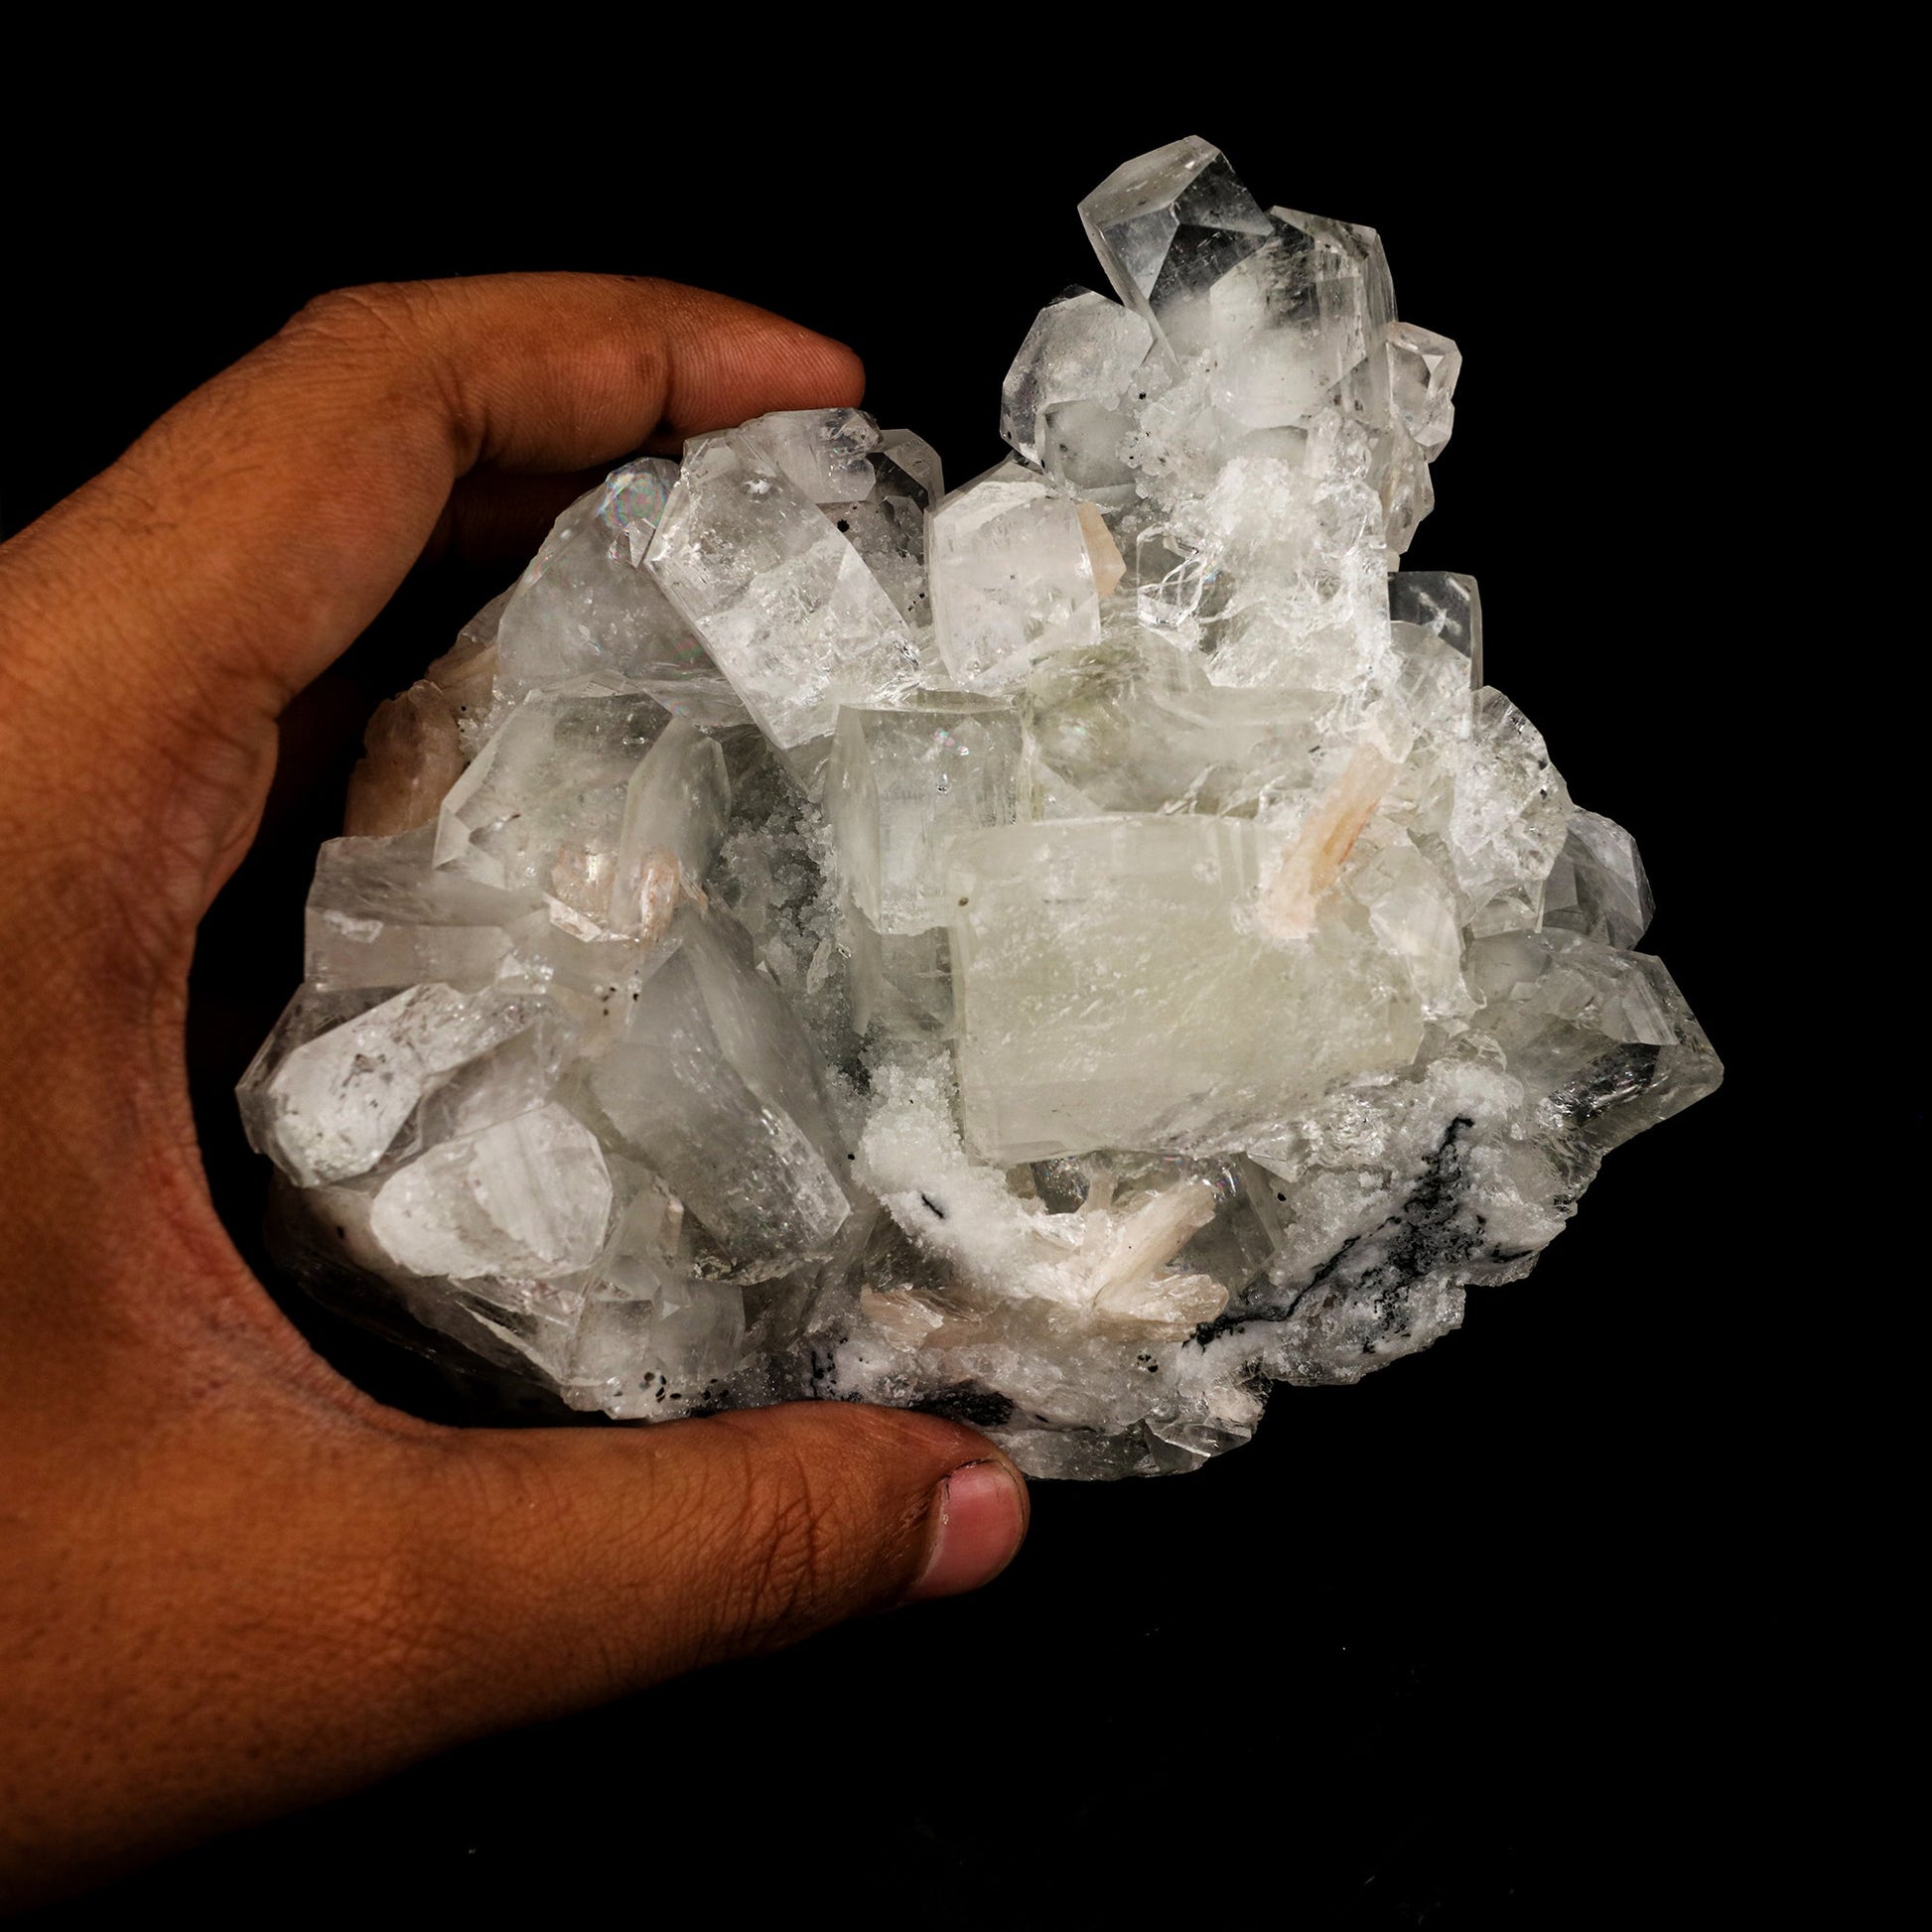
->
<box><xmin>246</xmin><ymin>139</ymin><xmax>1720</xmax><ymax>1478</ymax></box>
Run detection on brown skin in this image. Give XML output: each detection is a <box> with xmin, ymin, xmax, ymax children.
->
<box><xmin>0</xmin><ymin>275</ymin><xmax>1030</xmax><ymax>1910</ymax></box>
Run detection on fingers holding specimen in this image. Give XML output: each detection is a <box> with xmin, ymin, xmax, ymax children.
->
<box><xmin>0</xmin><ymin>272</ymin><xmax>864</xmax><ymax>962</ymax></box>
<box><xmin>49</xmin><ymin>273</ymin><xmax>862</xmax><ymax>711</ymax></box>
<box><xmin>0</xmin><ymin>1383</ymin><xmax>1022</xmax><ymax>1907</ymax></box>
<box><xmin>392</xmin><ymin>1404</ymin><xmax>1027</xmax><ymax>1727</ymax></box>
<box><xmin>271</xmin><ymin>275</ymin><xmax>864</xmax><ymax>484</ymax></box>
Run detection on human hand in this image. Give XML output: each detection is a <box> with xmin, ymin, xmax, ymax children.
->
<box><xmin>0</xmin><ymin>275</ymin><xmax>1029</xmax><ymax>1910</ymax></box>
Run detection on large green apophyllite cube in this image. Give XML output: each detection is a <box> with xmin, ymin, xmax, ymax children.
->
<box><xmin>946</xmin><ymin>816</ymin><xmax>1427</xmax><ymax>1164</ymax></box>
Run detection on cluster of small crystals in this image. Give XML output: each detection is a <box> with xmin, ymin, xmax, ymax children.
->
<box><xmin>239</xmin><ymin>138</ymin><xmax>1720</xmax><ymax>1477</ymax></box>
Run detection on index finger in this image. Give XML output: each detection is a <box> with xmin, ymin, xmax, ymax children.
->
<box><xmin>0</xmin><ymin>273</ymin><xmax>862</xmax><ymax>936</ymax></box>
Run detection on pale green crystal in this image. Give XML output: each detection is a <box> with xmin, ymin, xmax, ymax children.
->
<box><xmin>948</xmin><ymin>816</ymin><xmax>1426</xmax><ymax>1163</ymax></box>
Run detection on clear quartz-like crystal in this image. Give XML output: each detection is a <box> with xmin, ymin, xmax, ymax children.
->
<box><xmin>1391</xmin><ymin>570</ymin><xmax>1484</xmax><ymax>684</ymax></box>
<box><xmin>1078</xmin><ymin>135</ymin><xmax>1275</xmax><ymax>351</ymax></box>
<box><xmin>435</xmin><ymin>690</ymin><xmax>671</xmax><ymax>926</ymax></box>
<box><xmin>1000</xmin><ymin>290</ymin><xmax>1154</xmax><ymax>475</ymax></box>
<box><xmin>609</xmin><ymin>717</ymin><xmax>730</xmax><ymax>939</ymax></box>
<box><xmin>367</xmin><ymin>1103</ymin><xmax>614</xmax><ymax>1281</ymax></box>
<box><xmin>1388</xmin><ymin>320</ymin><xmax>1461</xmax><ymax>458</ymax></box>
<box><xmin>828</xmin><ymin>698</ymin><xmax>1025</xmax><ymax>1038</ymax></box>
<box><xmin>493</xmin><ymin>462</ymin><xmax>747</xmax><ymax>728</ymax></box>
<box><xmin>245</xmin><ymin>139</ymin><xmax>1720</xmax><ymax>1477</ymax></box>
<box><xmin>585</xmin><ymin>901</ymin><xmax>855</xmax><ymax>1277</ymax></box>
<box><xmin>746</xmin><ymin>407</ymin><xmax>881</xmax><ymax>503</ymax></box>
<box><xmin>829</xmin><ymin>701</ymin><xmax>1025</xmax><ymax>936</ymax></box>
<box><xmin>645</xmin><ymin>414</ymin><xmax>926</xmax><ymax>772</ymax></box>
<box><xmin>304</xmin><ymin>825</ymin><xmax>540</xmax><ymax>992</ymax></box>
<box><xmin>239</xmin><ymin>982</ymin><xmax>560</xmax><ymax>1187</ymax></box>
<box><xmin>1541</xmin><ymin>809</ymin><xmax>1654</xmax><ymax>950</ymax></box>
<box><xmin>927</xmin><ymin>460</ymin><xmax>1101</xmax><ymax>691</ymax></box>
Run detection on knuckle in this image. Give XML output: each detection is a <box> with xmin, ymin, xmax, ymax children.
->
<box><xmin>284</xmin><ymin>282</ymin><xmax>427</xmax><ymax>355</ymax></box>
<box><xmin>276</xmin><ymin>281</ymin><xmax>476</xmax><ymax>464</ymax></box>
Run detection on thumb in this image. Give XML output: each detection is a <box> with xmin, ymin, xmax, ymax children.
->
<box><xmin>391</xmin><ymin>1403</ymin><xmax>1028</xmax><ymax>1732</ymax></box>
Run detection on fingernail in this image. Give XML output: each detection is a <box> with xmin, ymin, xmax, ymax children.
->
<box><xmin>904</xmin><ymin>1459</ymin><xmax>1029</xmax><ymax>1603</ymax></box>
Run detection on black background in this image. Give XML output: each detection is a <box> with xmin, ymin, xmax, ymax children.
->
<box><xmin>4</xmin><ymin>65</ymin><xmax>1777</xmax><ymax>1929</ymax></box>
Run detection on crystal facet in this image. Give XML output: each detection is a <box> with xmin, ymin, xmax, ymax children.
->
<box><xmin>645</xmin><ymin>418</ymin><xmax>925</xmax><ymax>774</ymax></box>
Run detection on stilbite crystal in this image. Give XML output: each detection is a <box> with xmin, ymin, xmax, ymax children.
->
<box><xmin>244</xmin><ymin>138</ymin><xmax>1720</xmax><ymax>1477</ymax></box>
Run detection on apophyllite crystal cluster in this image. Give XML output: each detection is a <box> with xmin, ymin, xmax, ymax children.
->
<box><xmin>239</xmin><ymin>138</ymin><xmax>1721</xmax><ymax>1476</ymax></box>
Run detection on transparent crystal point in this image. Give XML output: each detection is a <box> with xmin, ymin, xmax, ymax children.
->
<box><xmin>1201</xmin><ymin>207</ymin><xmax>1394</xmax><ymax>435</ymax></box>
<box><xmin>1000</xmin><ymin>289</ymin><xmax>1153</xmax><ymax>476</ymax></box>
<box><xmin>434</xmin><ymin>689</ymin><xmax>669</xmax><ymax>925</ymax></box>
<box><xmin>545</xmin><ymin>1174</ymin><xmax>745</xmax><ymax>1417</ymax></box>
<box><xmin>238</xmin><ymin>981</ymin><xmax>560</xmax><ymax>1187</ymax></box>
<box><xmin>493</xmin><ymin>462</ymin><xmax>747</xmax><ymax>727</ymax></box>
<box><xmin>926</xmin><ymin>461</ymin><xmax>1101</xmax><ymax>691</ymax></box>
<box><xmin>827</xmin><ymin>432</ymin><xmax>941</xmax><ymax>632</ymax></box>
<box><xmin>585</xmin><ymin>901</ymin><xmax>853</xmax><ymax>1276</ymax></box>
<box><xmin>645</xmin><ymin>418</ymin><xmax>924</xmax><ymax>763</ymax></box>
<box><xmin>1467</xmin><ymin>928</ymin><xmax>1722</xmax><ymax>1159</ymax></box>
<box><xmin>367</xmin><ymin>1102</ymin><xmax>614</xmax><ymax>1280</ymax></box>
<box><xmin>1078</xmin><ymin>136</ymin><xmax>1274</xmax><ymax>349</ymax></box>
<box><xmin>829</xmin><ymin>700</ymin><xmax>1024</xmax><ymax>935</ymax></box>
<box><xmin>828</xmin><ymin>698</ymin><xmax>1024</xmax><ymax>1039</ymax></box>
<box><xmin>609</xmin><ymin>716</ymin><xmax>730</xmax><ymax>937</ymax></box>
<box><xmin>1391</xmin><ymin>571</ymin><xmax>1483</xmax><ymax>685</ymax></box>
<box><xmin>1388</xmin><ymin>320</ymin><xmax>1461</xmax><ymax>459</ymax></box>
<box><xmin>305</xmin><ymin>824</ymin><xmax>541</xmax><ymax>992</ymax></box>
<box><xmin>745</xmin><ymin>407</ymin><xmax>880</xmax><ymax>503</ymax></box>
<box><xmin>1541</xmin><ymin>809</ymin><xmax>1655</xmax><ymax>950</ymax></box>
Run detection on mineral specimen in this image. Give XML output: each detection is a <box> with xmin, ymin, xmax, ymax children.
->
<box><xmin>243</xmin><ymin>137</ymin><xmax>1721</xmax><ymax>1477</ymax></box>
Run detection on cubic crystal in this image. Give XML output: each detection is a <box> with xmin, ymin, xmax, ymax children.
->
<box><xmin>948</xmin><ymin>815</ymin><xmax>1426</xmax><ymax>1162</ymax></box>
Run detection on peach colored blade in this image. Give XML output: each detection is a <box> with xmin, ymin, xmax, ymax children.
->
<box><xmin>1077</xmin><ymin>501</ymin><xmax>1126</xmax><ymax>598</ymax></box>
<box><xmin>344</xmin><ymin>682</ymin><xmax>466</xmax><ymax>837</ymax></box>
<box><xmin>1259</xmin><ymin>743</ymin><xmax>1396</xmax><ymax>941</ymax></box>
